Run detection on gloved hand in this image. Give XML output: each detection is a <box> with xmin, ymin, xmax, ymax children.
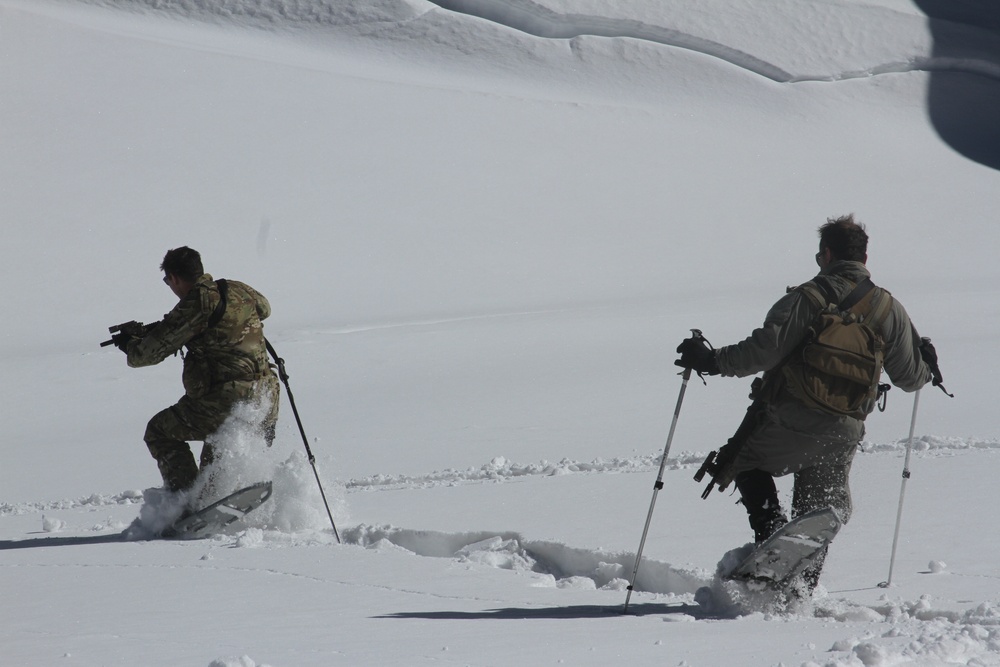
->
<box><xmin>919</xmin><ymin>337</ymin><xmax>938</xmax><ymax>368</ymax></box>
<box><xmin>919</xmin><ymin>337</ymin><xmax>953</xmax><ymax>397</ymax></box>
<box><xmin>920</xmin><ymin>337</ymin><xmax>942</xmax><ymax>385</ymax></box>
<box><xmin>675</xmin><ymin>335</ymin><xmax>719</xmax><ymax>375</ymax></box>
<box><xmin>112</xmin><ymin>332</ymin><xmax>135</xmax><ymax>353</ymax></box>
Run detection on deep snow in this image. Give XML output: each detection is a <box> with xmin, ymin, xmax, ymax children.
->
<box><xmin>2</xmin><ymin>0</ymin><xmax>1000</xmax><ymax>665</ymax></box>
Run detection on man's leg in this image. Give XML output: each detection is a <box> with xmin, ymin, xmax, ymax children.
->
<box><xmin>791</xmin><ymin>443</ymin><xmax>856</xmax><ymax>521</ymax></box>
<box><xmin>735</xmin><ymin>468</ymin><xmax>789</xmax><ymax>544</ymax></box>
<box><xmin>258</xmin><ymin>374</ymin><xmax>280</xmax><ymax>447</ymax></box>
<box><xmin>791</xmin><ymin>443</ymin><xmax>858</xmax><ymax>591</ymax></box>
<box><xmin>143</xmin><ymin>396</ymin><xmax>229</xmax><ymax>492</ymax></box>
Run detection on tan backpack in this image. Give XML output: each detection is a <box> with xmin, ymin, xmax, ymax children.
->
<box><xmin>780</xmin><ymin>278</ymin><xmax>892</xmax><ymax>420</ymax></box>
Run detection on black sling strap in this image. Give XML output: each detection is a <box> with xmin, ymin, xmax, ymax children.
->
<box><xmin>813</xmin><ymin>276</ymin><xmax>876</xmax><ymax>312</ymax></box>
<box><xmin>196</xmin><ymin>279</ymin><xmax>265</xmax><ymax>378</ymax></box>
<box><xmin>207</xmin><ymin>278</ymin><xmax>229</xmax><ymax>328</ymax></box>
<box><xmin>838</xmin><ymin>277</ymin><xmax>876</xmax><ymax>312</ymax></box>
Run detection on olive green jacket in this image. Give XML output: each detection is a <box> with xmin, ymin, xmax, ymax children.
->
<box><xmin>715</xmin><ymin>261</ymin><xmax>932</xmax><ymax>442</ymax></box>
<box><xmin>127</xmin><ymin>273</ymin><xmax>273</xmax><ymax>399</ymax></box>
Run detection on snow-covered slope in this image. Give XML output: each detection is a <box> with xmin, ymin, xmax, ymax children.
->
<box><xmin>2</xmin><ymin>0</ymin><xmax>999</xmax><ymax>665</ymax></box>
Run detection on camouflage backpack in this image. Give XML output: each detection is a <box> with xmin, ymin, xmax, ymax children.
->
<box><xmin>780</xmin><ymin>278</ymin><xmax>892</xmax><ymax>420</ymax></box>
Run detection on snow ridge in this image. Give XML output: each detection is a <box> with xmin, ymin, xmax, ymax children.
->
<box><xmin>78</xmin><ymin>0</ymin><xmax>430</xmax><ymax>28</ymax></box>
<box><xmin>4</xmin><ymin>435</ymin><xmax>995</xmax><ymax>515</ymax></box>
<box><xmin>67</xmin><ymin>0</ymin><xmax>1000</xmax><ymax>84</ymax></box>
<box><xmin>348</xmin><ymin>435</ymin><xmax>1000</xmax><ymax>490</ymax></box>
<box><xmin>346</xmin><ymin>452</ymin><xmax>707</xmax><ymax>490</ymax></box>
<box><xmin>427</xmin><ymin>0</ymin><xmax>1000</xmax><ymax>83</ymax></box>
<box><xmin>804</xmin><ymin>56</ymin><xmax>1000</xmax><ymax>83</ymax></box>
<box><xmin>0</xmin><ymin>489</ymin><xmax>144</xmax><ymax>517</ymax></box>
<box><xmin>427</xmin><ymin>0</ymin><xmax>794</xmax><ymax>81</ymax></box>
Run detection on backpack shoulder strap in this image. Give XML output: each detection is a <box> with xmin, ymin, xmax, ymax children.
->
<box><xmin>838</xmin><ymin>278</ymin><xmax>875</xmax><ymax>312</ymax></box>
<box><xmin>838</xmin><ymin>277</ymin><xmax>893</xmax><ymax>329</ymax></box>
<box><xmin>792</xmin><ymin>281</ymin><xmax>831</xmax><ymax>310</ymax></box>
<box><xmin>859</xmin><ymin>284</ymin><xmax>893</xmax><ymax>331</ymax></box>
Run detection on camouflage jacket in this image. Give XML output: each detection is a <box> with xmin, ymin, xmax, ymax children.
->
<box><xmin>715</xmin><ymin>261</ymin><xmax>932</xmax><ymax>441</ymax></box>
<box><xmin>127</xmin><ymin>273</ymin><xmax>273</xmax><ymax>398</ymax></box>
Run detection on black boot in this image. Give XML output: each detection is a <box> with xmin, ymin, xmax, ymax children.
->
<box><xmin>736</xmin><ymin>469</ymin><xmax>789</xmax><ymax>545</ymax></box>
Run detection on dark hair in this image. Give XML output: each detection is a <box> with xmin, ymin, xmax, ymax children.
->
<box><xmin>160</xmin><ymin>246</ymin><xmax>204</xmax><ymax>282</ymax></box>
<box><xmin>818</xmin><ymin>214</ymin><xmax>868</xmax><ymax>262</ymax></box>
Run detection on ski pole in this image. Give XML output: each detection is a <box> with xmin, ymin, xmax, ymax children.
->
<box><xmin>266</xmin><ymin>339</ymin><xmax>342</xmax><ymax>543</ymax></box>
<box><xmin>624</xmin><ymin>364</ymin><xmax>694</xmax><ymax>613</ymax></box>
<box><xmin>879</xmin><ymin>388</ymin><xmax>921</xmax><ymax>588</ymax></box>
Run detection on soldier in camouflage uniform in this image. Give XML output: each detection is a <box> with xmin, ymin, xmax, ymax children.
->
<box><xmin>114</xmin><ymin>247</ymin><xmax>280</xmax><ymax>494</ymax></box>
<box><xmin>675</xmin><ymin>215</ymin><xmax>934</xmax><ymax>591</ymax></box>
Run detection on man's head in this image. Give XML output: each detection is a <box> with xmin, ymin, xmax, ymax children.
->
<box><xmin>817</xmin><ymin>214</ymin><xmax>868</xmax><ymax>266</ymax></box>
<box><xmin>160</xmin><ymin>246</ymin><xmax>203</xmax><ymax>298</ymax></box>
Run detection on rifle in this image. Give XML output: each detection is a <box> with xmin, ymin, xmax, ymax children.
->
<box><xmin>100</xmin><ymin>321</ymin><xmax>156</xmax><ymax>348</ymax></box>
<box><xmin>693</xmin><ymin>377</ymin><xmax>769</xmax><ymax>499</ymax></box>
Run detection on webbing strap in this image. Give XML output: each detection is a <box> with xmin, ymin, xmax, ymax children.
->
<box><xmin>838</xmin><ymin>277</ymin><xmax>875</xmax><ymax>312</ymax></box>
<box><xmin>265</xmin><ymin>337</ymin><xmax>289</xmax><ymax>383</ymax></box>
<box><xmin>839</xmin><ymin>278</ymin><xmax>891</xmax><ymax>332</ymax></box>
<box><xmin>207</xmin><ymin>278</ymin><xmax>229</xmax><ymax>328</ymax></box>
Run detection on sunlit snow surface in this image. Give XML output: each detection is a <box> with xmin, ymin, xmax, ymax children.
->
<box><xmin>2</xmin><ymin>0</ymin><xmax>1000</xmax><ymax>665</ymax></box>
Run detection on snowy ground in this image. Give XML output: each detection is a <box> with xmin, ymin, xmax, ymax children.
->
<box><xmin>2</xmin><ymin>0</ymin><xmax>1000</xmax><ymax>665</ymax></box>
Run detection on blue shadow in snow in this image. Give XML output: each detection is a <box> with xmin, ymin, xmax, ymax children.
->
<box><xmin>0</xmin><ymin>532</ymin><xmax>129</xmax><ymax>550</ymax></box>
<box><xmin>377</xmin><ymin>602</ymin><xmax>709</xmax><ymax>620</ymax></box>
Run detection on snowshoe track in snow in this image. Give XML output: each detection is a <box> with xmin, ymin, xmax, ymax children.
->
<box><xmin>343</xmin><ymin>523</ymin><xmax>706</xmax><ymax>596</ymax></box>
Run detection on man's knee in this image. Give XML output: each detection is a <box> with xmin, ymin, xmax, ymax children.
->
<box><xmin>144</xmin><ymin>406</ymin><xmax>186</xmax><ymax>445</ymax></box>
<box><xmin>144</xmin><ymin>411</ymin><xmax>172</xmax><ymax>445</ymax></box>
<box><xmin>144</xmin><ymin>403</ymin><xmax>212</xmax><ymax>445</ymax></box>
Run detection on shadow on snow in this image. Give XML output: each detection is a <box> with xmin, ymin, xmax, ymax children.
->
<box><xmin>376</xmin><ymin>602</ymin><xmax>706</xmax><ymax>620</ymax></box>
<box><xmin>0</xmin><ymin>532</ymin><xmax>128</xmax><ymax>550</ymax></box>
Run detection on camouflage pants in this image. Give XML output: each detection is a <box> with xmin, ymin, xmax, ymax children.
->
<box><xmin>144</xmin><ymin>375</ymin><xmax>279</xmax><ymax>492</ymax></box>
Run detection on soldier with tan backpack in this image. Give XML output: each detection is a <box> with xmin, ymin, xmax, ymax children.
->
<box><xmin>675</xmin><ymin>214</ymin><xmax>945</xmax><ymax>596</ymax></box>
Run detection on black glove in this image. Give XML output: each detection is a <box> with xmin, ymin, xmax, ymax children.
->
<box><xmin>112</xmin><ymin>332</ymin><xmax>135</xmax><ymax>353</ymax></box>
<box><xmin>675</xmin><ymin>336</ymin><xmax>719</xmax><ymax>375</ymax></box>
<box><xmin>918</xmin><ymin>336</ymin><xmax>937</xmax><ymax>365</ymax></box>
<box><xmin>919</xmin><ymin>337</ymin><xmax>942</xmax><ymax>385</ymax></box>
<box><xmin>919</xmin><ymin>337</ymin><xmax>953</xmax><ymax>397</ymax></box>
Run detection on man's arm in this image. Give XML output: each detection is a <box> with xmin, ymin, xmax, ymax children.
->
<box><xmin>715</xmin><ymin>288</ymin><xmax>819</xmax><ymax>378</ymax></box>
<box><xmin>126</xmin><ymin>293</ymin><xmax>208</xmax><ymax>368</ymax></box>
<box><xmin>880</xmin><ymin>302</ymin><xmax>932</xmax><ymax>392</ymax></box>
